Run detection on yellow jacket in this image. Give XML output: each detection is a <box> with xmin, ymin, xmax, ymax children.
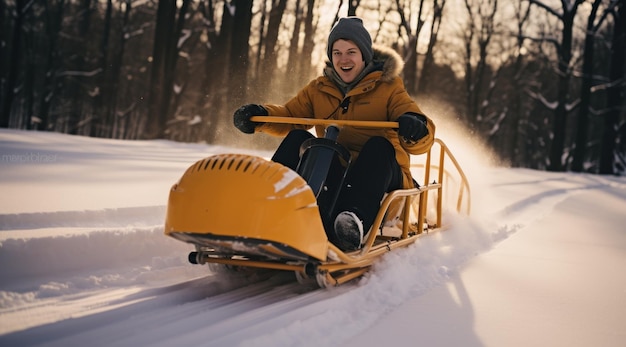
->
<box><xmin>258</xmin><ymin>46</ymin><xmax>435</xmax><ymax>188</ymax></box>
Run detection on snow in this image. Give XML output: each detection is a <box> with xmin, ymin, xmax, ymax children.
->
<box><xmin>1</xmin><ymin>128</ymin><xmax>625</xmax><ymax>347</ymax></box>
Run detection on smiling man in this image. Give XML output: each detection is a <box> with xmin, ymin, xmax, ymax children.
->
<box><xmin>331</xmin><ymin>39</ymin><xmax>365</xmax><ymax>83</ymax></box>
<box><xmin>233</xmin><ymin>17</ymin><xmax>435</xmax><ymax>251</ymax></box>
<box><xmin>326</xmin><ymin>17</ymin><xmax>373</xmax><ymax>86</ymax></box>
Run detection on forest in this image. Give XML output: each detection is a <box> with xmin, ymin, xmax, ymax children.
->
<box><xmin>0</xmin><ymin>0</ymin><xmax>624</xmax><ymax>174</ymax></box>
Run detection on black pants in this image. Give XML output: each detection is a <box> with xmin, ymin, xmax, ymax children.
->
<box><xmin>272</xmin><ymin>129</ymin><xmax>403</xmax><ymax>235</ymax></box>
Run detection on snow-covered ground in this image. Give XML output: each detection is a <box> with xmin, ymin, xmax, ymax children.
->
<box><xmin>1</xmin><ymin>128</ymin><xmax>625</xmax><ymax>347</ymax></box>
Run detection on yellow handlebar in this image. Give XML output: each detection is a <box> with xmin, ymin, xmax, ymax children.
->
<box><xmin>250</xmin><ymin>116</ymin><xmax>399</xmax><ymax>129</ymax></box>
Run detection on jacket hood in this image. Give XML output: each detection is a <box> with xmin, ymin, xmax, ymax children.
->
<box><xmin>324</xmin><ymin>45</ymin><xmax>404</xmax><ymax>84</ymax></box>
<box><xmin>370</xmin><ymin>45</ymin><xmax>404</xmax><ymax>83</ymax></box>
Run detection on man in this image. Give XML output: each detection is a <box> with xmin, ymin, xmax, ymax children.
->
<box><xmin>233</xmin><ymin>17</ymin><xmax>435</xmax><ymax>251</ymax></box>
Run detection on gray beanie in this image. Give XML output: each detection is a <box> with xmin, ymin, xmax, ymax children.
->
<box><xmin>327</xmin><ymin>17</ymin><xmax>373</xmax><ymax>64</ymax></box>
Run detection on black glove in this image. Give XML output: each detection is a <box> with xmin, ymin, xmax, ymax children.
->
<box><xmin>233</xmin><ymin>104</ymin><xmax>268</xmax><ymax>134</ymax></box>
<box><xmin>397</xmin><ymin>113</ymin><xmax>428</xmax><ymax>142</ymax></box>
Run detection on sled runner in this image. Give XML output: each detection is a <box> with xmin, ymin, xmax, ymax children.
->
<box><xmin>164</xmin><ymin>117</ymin><xmax>470</xmax><ymax>288</ymax></box>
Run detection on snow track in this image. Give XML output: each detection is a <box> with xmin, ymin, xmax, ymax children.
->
<box><xmin>0</xmin><ymin>206</ymin><xmax>166</xmax><ymax>231</ymax></box>
<box><xmin>0</xmin><ymin>204</ymin><xmax>491</xmax><ymax>346</ymax></box>
<box><xmin>2</xmin><ymin>130</ymin><xmax>625</xmax><ymax>347</ymax></box>
<box><xmin>0</xmin><ymin>205</ymin><xmax>344</xmax><ymax>346</ymax></box>
<box><xmin>0</xmin><ymin>256</ymin><xmax>341</xmax><ymax>347</ymax></box>
<box><xmin>0</xmin><ymin>170</ymin><xmax>574</xmax><ymax>346</ymax></box>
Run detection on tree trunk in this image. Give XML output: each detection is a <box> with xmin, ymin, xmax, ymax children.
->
<box><xmin>418</xmin><ymin>0</ymin><xmax>446</xmax><ymax>94</ymax></box>
<box><xmin>508</xmin><ymin>1</ymin><xmax>531</xmax><ymax>167</ymax></box>
<box><xmin>395</xmin><ymin>0</ymin><xmax>424</xmax><ymax>95</ymax></box>
<box><xmin>527</xmin><ymin>0</ymin><xmax>585</xmax><ymax>172</ymax></box>
<box><xmin>284</xmin><ymin>0</ymin><xmax>303</xmax><ymax>95</ymax></box>
<box><xmin>91</xmin><ymin>0</ymin><xmax>113</xmax><ymax>138</ymax></box>
<box><xmin>146</xmin><ymin>0</ymin><xmax>177</xmax><ymax>138</ymax></box>
<box><xmin>572</xmin><ymin>0</ymin><xmax>603</xmax><ymax>172</ymax></box>
<box><xmin>66</xmin><ymin>0</ymin><xmax>93</xmax><ymax>135</ymax></box>
<box><xmin>35</xmin><ymin>0</ymin><xmax>65</xmax><ymax>132</ymax></box>
<box><xmin>0</xmin><ymin>0</ymin><xmax>8</xmax><ymax>126</ymax></box>
<box><xmin>297</xmin><ymin>0</ymin><xmax>317</xmax><ymax>86</ymax></box>
<box><xmin>1</xmin><ymin>0</ymin><xmax>26</xmax><ymax>128</ymax></box>
<box><xmin>227</xmin><ymin>0</ymin><xmax>254</xmax><ymax>107</ymax></box>
<box><xmin>110</xmin><ymin>0</ymin><xmax>131</xmax><ymax>139</ymax></box>
<box><xmin>261</xmin><ymin>0</ymin><xmax>287</xmax><ymax>79</ymax></box>
<box><xmin>599</xmin><ymin>1</ymin><xmax>625</xmax><ymax>174</ymax></box>
<box><xmin>205</xmin><ymin>0</ymin><xmax>235</xmax><ymax>144</ymax></box>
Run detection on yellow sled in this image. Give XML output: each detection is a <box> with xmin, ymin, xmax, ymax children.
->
<box><xmin>164</xmin><ymin>117</ymin><xmax>470</xmax><ymax>288</ymax></box>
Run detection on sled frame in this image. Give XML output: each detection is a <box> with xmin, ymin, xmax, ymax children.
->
<box><xmin>187</xmin><ymin>116</ymin><xmax>470</xmax><ymax>287</ymax></box>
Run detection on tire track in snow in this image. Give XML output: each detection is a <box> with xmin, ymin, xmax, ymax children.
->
<box><xmin>0</xmin><ymin>270</ymin><xmax>322</xmax><ymax>347</ymax></box>
<box><xmin>0</xmin><ymin>226</ymin><xmax>190</xmax><ymax>284</ymax></box>
<box><xmin>486</xmin><ymin>172</ymin><xmax>625</xmax><ymax>243</ymax></box>
<box><xmin>0</xmin><ymin>206</ymin><xmax>166</xmax><ymax>231</ymax></box>
<box><xmin>92</xmin><ymin>274</ymin><xmax>346</xmax><ymax>347</ymax></box>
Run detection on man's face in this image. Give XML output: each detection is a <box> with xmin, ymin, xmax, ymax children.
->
<box><xmin>331</xmin><ymin>39</ymin><xmax>365</xmax><ymax>84</ymax></box>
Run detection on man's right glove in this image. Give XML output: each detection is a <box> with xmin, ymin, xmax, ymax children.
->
<box><xmin>397</xmin><ymin>113</ymin><xmax>428</xmax><ymax>142</ymax></box>
<box><xmin>233</xmin><ymin>104</ymin><xmax>268</xmax><ymax>134</ymax></box>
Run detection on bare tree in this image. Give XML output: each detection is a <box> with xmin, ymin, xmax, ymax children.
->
<box><xmin>299</xmin><ymin>0</ymin><xmax>318</xmax><ymax>86</ymax></box>
<box><xmin>286</xmin><ymin>0</ymin><xmax>304</xmax><ymax>78</ymax></box>
<box><xmin>64</xmin><ymin>0</ymin><xmax>95</xmax><ymax>135</ymax></box>
<box><xmin>599</xmin><ymin>0</ymin><xmax>625</xmax><ymax>174</ymax></box>
<box><xmin>571</xmin><ymin>0</ymin><xmax>614</xmax><ymax>172</ymax></box>
<box><xmin>526</xmin><ymin>0</ymin><xmax>585</xmax><ymax>172</ymax></box>
<box><xmin>259</xmin><ymin>0</ymin><xmax>288</xmax><ymax>97</ymax></box>
<box><xmin>198</xmin><ymin>0</ymin><xmax>239</xmax><ymax>144</ymax></box>
<box><xmin>227</xmin><ymin>0</ymin><xmax>255</xmax><ymax>106</ymax></box>
<box><xmin>90</xmin><ymin>0</ymin><xmax>113</xmax><ymax>138</ymax></box>
<box><xmin>508</xmin><ymin>0</ymin><xmax>532</xmax><ymax>167</ymax></box>
<box><xmin>394</xmin><ymin>0</ymin><xmax>426</xmax><ymax>94</ymax></box>
<box><xmin>146</xmin><ymin>0</ymin><xmax>192</xmax><ymax>139</ymax></box>
<box><xmin>417</xmin><ymin>0</ymin><xmax>446</xmax><ymax>94</ymax></box>
<box><xmin>34</xmin><ymin>0</ymin><xmax>66</xmax><ymax>132</ymax></box>
<box><xmin>146</xmin><ymin>0</ymin><xmax>176</xmax><ymax>138</ymax></box>
<box><xmin>108</xmin><ymin>0</ymin><xmax>132</xmax><ymax>139</ymax></box>
<box><xmin>284</xmin><ymin>0</ymin><xmax>320</xmax><ymax>96</ymax></box>
<box><xmin>0</xmin><ymin>0</ymin><xmax>5</xmax><ymax>120</ymax></box>
<box><xmin>1</xmin><ymin>0</ymin><xmax>28</xmax><ymax>128</ymax></box>
<box><xmin>461</xmin><ymin>0</ymin><xmax>498</xmax><ymax>127</ymax></box>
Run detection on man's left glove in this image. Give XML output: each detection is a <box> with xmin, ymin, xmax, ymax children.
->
<box><xmin>233</xmin><ymin>104</ymin><xmax>268</xmax><ymax>134</ymax></box>
<box><xmin>397</xmin><ymin>113</ymin><xmax>428</xmax><ymax>142</ymax></box>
